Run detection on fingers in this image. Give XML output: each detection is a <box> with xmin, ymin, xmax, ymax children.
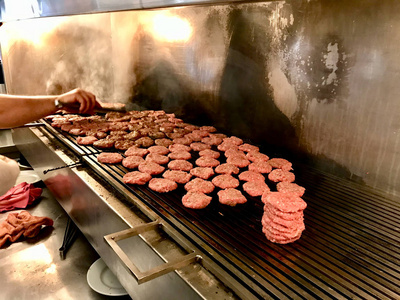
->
<box><xmin>61</xmin><ymin>88</ymin><xmax>98</xmax><ymax>115</ymax></box>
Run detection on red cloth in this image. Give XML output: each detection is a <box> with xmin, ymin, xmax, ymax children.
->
<box><xmin>0</xmin><ymin>182</ymin><xmax>42</xmax><ymax>212</ymax></box>
<box><xmin>0</xmin><ymin>210</ymin><xmax>53</xmax><ymax>248</ymax></box>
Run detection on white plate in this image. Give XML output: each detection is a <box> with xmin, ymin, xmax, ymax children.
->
<box><xmin>87</xmin><ymin>258</ymin><xmax>128</xmax><ymax>296</ymax></box>
<box><xmin>15</xmin><ymin>170</ymin><xmax>41</xmax><ymax>185</ymax></box>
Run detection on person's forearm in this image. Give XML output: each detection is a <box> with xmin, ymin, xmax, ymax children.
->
<box><xmin>0</xmin><ymin>95</ymin><xmax>58</xmax><ymax>129</ymax></box>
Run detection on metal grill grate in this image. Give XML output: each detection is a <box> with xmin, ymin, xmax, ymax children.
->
<box><xmin>44</xmin><ymin>123</ymin><xmax>400</xmax><ymax>299</ymax></box>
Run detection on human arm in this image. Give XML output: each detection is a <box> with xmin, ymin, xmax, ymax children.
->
<box><xmin>0</xmin><ymin>88</ymin><xmax>101</xmax><ymax>129</ymax></box>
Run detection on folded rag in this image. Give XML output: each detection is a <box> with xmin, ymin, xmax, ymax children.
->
<box><xmin>0</xmin><ymin>210</ymin><xmax>54</xmax><ymax>248</ymax></box>
<box><xmin>0</xmin><ymin>182</ymin><xmax>42</xmax><ymax>213</ymax></box>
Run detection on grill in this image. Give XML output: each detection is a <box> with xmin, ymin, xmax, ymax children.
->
<box><xmin>17</xmin><ymin>121</ymin><xmax>400</xmax><ymax>300</ymax></box>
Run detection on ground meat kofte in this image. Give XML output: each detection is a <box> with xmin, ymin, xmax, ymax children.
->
<box><xmin>198</xmin><ymin>149</ymin><xmax>220</xmax><ymax>159</ymax></box>
<box><xmin>215</xmin><ymin>163</ymin><xmax>240</xmax><ymax>175</ymax></box>
<box><xmin>93</xmin><ymin>138</ymin><xmax>115</xmax><ymax>149</ymax></box>
<box><xmin>123</xmin><ymin>171</ymin><xmax>152</xmax><ymax>185</ymax></box>
<box><xmin>267</xmin><ymin>158</ymin><xmax>292</xmax><ymax>171</ymax></box>
<box><xmin>238</xmin><ymin>143</ymin><xmax>259</xmax><ymax>153</ymax></box>
<box><xmin>162</xmin><ymin>170</ymin><xmax>192</xmax><ymax>184</ymax></box>
<box><xmin>190</xmin><ymin>167</ymin><xmax>215</xmax><ymax>180</ymax></box>
<box><xmin>76</xmin><ymin>136</ymin><xmax>98</xmax><ymax>145</ymax></box>
<box><xmin>145</xmin><ymin>153</ymin><xmax>169</xmax><ymax>165</ymax></box>
<box><xmin>138</xmin><ymin>161</ymin><xmax>165</xmax><ymax>175</ymax></box>
<box><xmin>246</xmin><ymin>151</ymin><xmax>269</xmax><ymax>162</ymax></box>
<box><xmin>169</xmin><ymin>144</ymin><xmax>191</xmax><ymax>153</ymax></box>
<box><xmin>97</xmin><ymin>152</ymin><xmax>123</xmax><ymax>164</ymax></box>
<box><xmin>185</xmin><ymin>178</ymin><xmax>215</xmax><ymax>194</ymax></box>
<box><xmin>182</xmin><ymin>191</ymin><xmax>212</xmax><ymax>209</ymax></box>
<box><xmin>248</xmin><ymin>161</ymin><xmax>273</xmax><ymax>174</ymax></box>
<box><xmin>168</xmin><ymin>151</ymin><xmax>192</xmax><ymax>160</ymax></box>
<box><xmin>148</xmin><ymin>145</ymin><xmax>170</xmax><ymax>155</ymax></box>
<box><xmin>268</xmin><ymin>169</ymin><xmax>295</xmax><ymax>183</ymax></box>
<box><xmin>122</xmin><ymin>155</ymin><xmax>145</xmax><ymax>169</ymax></box>
<box><xmin>243</xmin><ymin>181</ymin><xmax>270</xmax><ymax>197</ymax></box>
<box><xmin>168</xmin><ymin>159</ymin><xmax>193</xmax><ymax>171</ymax></box>
<box><xmin>195</xmin><ymin>157</ymin><xmax>220</xmax><ymax>168</ymax></box>
<box><xmin>212</xmin><ymin>174</ymin><xmax>240</xmax><ymax>189</ymax></box>
<box><xmin>125</xmin><ymin>146</ymin><xmax>149</xmax><ymax>157</ymax></box>
<box><xmin>190</xmin><ymin>142</ymin><xmax>211</xmax><ymax>152</ymax></box>
<box><xmin>276</xmin><ymin>182</ymin><xmax>305</xmax><ymax>197</ymax></box>
<box><xmin>261</xmin><ymin>192</ymin><xmax>307</xmax><ymax>213</ymax></box>
<box><xmin>148</xmin><ymin>178</ymin><xmax>178</xmax><ymax>193</ymax></box>
<box><xmin>238</xmin><ymin>170</ymin><xmax>265</xmax><ymax>182</ymax></box>
<box><xmin>226</xmin><ymin>155</ymin><xmax>250</xmax><ymax>168</ymax></box>
<box><xmin>217</xmin><ymin>188</ymin><xmax>247</xmax><ymax>206</ymax></box>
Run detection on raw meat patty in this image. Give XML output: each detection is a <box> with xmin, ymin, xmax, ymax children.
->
<box><xmin>168</xmin><ymin>159</ymin><xmax>193</xmax><ymax>171</ymax></box>
<box><xmin>215</xmin><ymin>163</ymin><xmax>240</xmax><ymax>175</ymax></box>
<box><xmin>148</xmin><ymin>145</ymin><xmax>170</xmax><ymax>155</ymax></box>
<box><xmin>173</xmin><ymin>137</ymin><xmax>192</xmax><ymax>145</ymax></box>
<box><xmin>195</xmin><ymin>157</ymin><xmax>220</xmax><ymax>168</ymax></box>
<box><xmin>168</xmin><ymin>151</ymin><xmax>192</xmax><ymax>160</ymax></box>
<box><xmin>162</xmin><ymin>170</ymin><xmax>192</xmax><ymax>184</ymax></box>
<box><xmin>199</xmin><ymin>126</ymin><xmax>217</xmax><ymax>132</ymax></box>
<box><xmin>138</xmin><ymin>161</ymin><xmax>165</xmax><ymax>175</ymax></box>
<box><xmin>217</xmin><ymin>188</ymin><xmax>247</xmax><ymax>206</ymax></box>
<box><xmin>148</xmin><ymin>178</ymin><xmax>178</xmax><ymax>193</ymax></box>
<box><xmin>217</xmin><ymin>142</ymin><xmax>238</xmax><ymax>152</ymax></box>
<box><xmin>224</xmin><ymin>149</ymin><xmax>247</xmax><ymax>158</ymax></box>
<box><xmin>267</xmin><ymin>158</ymin><xmax>292</xmax><ymax>171</ymax></box>
<box><xmin>182</xmin><ymin>191</ymin><xmax>212</xmax><ymax>209</ymax></box>
<box><xmin>122</xmin><ymin>155</ymin><xmax>145</xmax><ymax>169</ymax></box>
<box><xmin>248</xmin><ymin>161</ymin><xmax>273</xmax><ymax>174</ymax></box>
<box><xmin>238</xmin><ymin>143</ymin><xmax>259</xmax><ymax>153</ymax></box>
<box><xmin>262</xmin><ymin>192</ymin><xmax>307</xmax><ymax>213</ymax></box>
<box><xmin>97</xmin><ymin>152</ymin><xmax>123</xmax><ymax>164</ymax></box>
<box><xmin>262</xmin><ymin>213</ymin><xmax>305</xmax><ymax>231</ymax></box>
<box><xmin>223</xmin><ymin>136</ymin><xmax>243</xmax><ymax>145</ymax></box>
<box><xmin>238</xmin><ymin>170</ymin><xmax>265</xmax><ymax>182</ymax></box>
<box><xmin>115</xmin><ymin>140</ymin><xmax>136</xmax><ymax>151</ymax></box>
<box><xmin>93</xmin><ymin>139</ymin><xmax>115</xmax><ymax>149</ymax></box>
<box><xmin>76</xmin><ymin>136</ymin><xmax>98</xmax><ymax>145</ymax></box>
<box><xmin>264</xmin><ymin>205</ymin><xmax>304</xmax><ymax>221</ymax></box>
<box><xmin>212</xmin><ymin>174</ymin><xmax>239</xmax><ymax>189</ymax></box>
<box><xmin>169</xmin><ymin>144</ymin><xmax>191</xmax><ymax>152</ymax></box>
<box><xmin>123</xmin><ymin>171</ymin><xmax>152</xmax><ymax>185</ymax></box>
<box><xmin>145</xmin><ymin>153</ymin><xmax>169</xmax><ymax>165</ymax></box>
<box><xmin>190</xmin><ymin>167</ymin><xmax>215</xmax><ymax>180</ymax></box>
<box><xmin>125</xmin><ymin>146</ymin><xmax>149</xmax><ymax>157</ymax></box>
<box><xmin>243</xmin><ymin>181</ymin><xmax>270</xmax><ymax>197</ymax></box>
<box><xmin>184</xmin><ymin>178</ymin><xmax>215</xmax><ymax>194</ymax></box>
<box><xmin>246</xmin><ymin>151</ymin><xmax>270</xmax><ymax>162</ymax></box>
<box><xmin>262</xmin><ymin>227</ymin><xmax>302</xmax><ymax>244</ymax></box>
<box><xmin>155</xmin><ymin>138</ymin><xmax>174</xmax><ymax>147</ymax></box>
<box><xmin>226</xmin><ymin>155</ymin><xmax>250</xmax><ymax>168</ymax></box>
<box><xmin>201</xmin><ymin>135</ymin><xmax>223</xmax><ymax>146</ymax></box>
<box><xmin>190</xmin><ymin>142</ymin><xmax>211</xmax><ymax>152</ymax></box>
<box><xmin>276</xmin><ymin>182</ymin><xmax>306</xmax><ymax>197</ymax></box>
<box><xmin>185</xmin><ymin>132</ymin><xmax>203</xmax><ymax>142</ymax></box>
<box><xmin>268</xmin><ymin>169</ymin><xmax>295</xmax><ymax>183</ymax></box>
<box><xmin>135</xmin><ymin>137</ymin><xmax>154</xmax><ymax>148</ymax></box>
<box><xmin>199</xmin><ymin>149</ymin><xmax>220</xmax><ymax>159</ymax></box>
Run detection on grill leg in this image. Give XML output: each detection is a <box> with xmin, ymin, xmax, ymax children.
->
<box><xmin>59</xmin><ymin>217</ymin><xmax>78</xmax><ymax>260</ymax></box>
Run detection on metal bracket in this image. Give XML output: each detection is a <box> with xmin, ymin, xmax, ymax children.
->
<box><xmin>104</xmin><ymin>219</ymin><xmax>200</xmax><ymax>284</ymax></box>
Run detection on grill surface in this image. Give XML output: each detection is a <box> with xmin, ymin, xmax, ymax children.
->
<box><xmin>43</xmin><ymin>123</ymin><xmax>400</xmax><ymax>300</ymax></box>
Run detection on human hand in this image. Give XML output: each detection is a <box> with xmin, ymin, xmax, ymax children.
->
<box><xmin>56</xmin><ymin>88</ymin><xmax>101</xmax><ymax>114</ymax></box>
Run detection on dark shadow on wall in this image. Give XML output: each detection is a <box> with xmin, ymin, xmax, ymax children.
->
<box><xmin>217</xmin><ymin>8</ymin><xmax>299</xmax><ymax>157</ymax></box>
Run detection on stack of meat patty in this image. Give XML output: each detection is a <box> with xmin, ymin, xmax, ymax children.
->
<box><xmin>261</xmin><ymin>191</ymin><xmax>307</xmax><ymax>244</ymax></box>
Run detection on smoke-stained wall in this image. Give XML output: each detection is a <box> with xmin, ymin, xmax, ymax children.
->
<box><xmin>1</xmin><ymin>0</ymin><xmax>399</xmax><ymax>196</ymax></box>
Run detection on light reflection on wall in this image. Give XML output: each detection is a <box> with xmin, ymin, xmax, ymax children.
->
<box><xmin>0</xmin><ymin>17</ymin><xmax>65</xmax><ymax>48</ymax></box>
<box><xmin>142</xmin><ymin>13</ymin><xmax>193</xmax><ymax>43</ymax></box>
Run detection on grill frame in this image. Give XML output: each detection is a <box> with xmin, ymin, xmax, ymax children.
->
<box><xmin>30</xmin><ymin>121</ymin><xmax>400</xmax><ymax>300</ymax></box>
